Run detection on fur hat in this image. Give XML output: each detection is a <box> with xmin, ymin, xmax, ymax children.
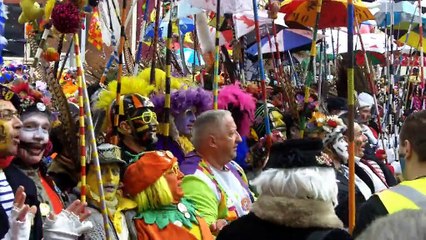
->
<box><xmin>326</xmin><ymin>97</ymin><xmax>348</xmax><ymax>113</ymax></box>
<box><xmin>265</xmin><ymin>138</ymin><xmax>332</xmax><ymax>169</ymax></box>
<box><xmin>122</xmin><ymin>151</ymin><xmax>177</xmax><ymax>197</ymax></box>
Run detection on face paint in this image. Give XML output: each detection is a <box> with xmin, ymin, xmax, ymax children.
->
<box><xmin>128</xmin><ymin>108</ymin><xmax>158</xmax><ymax>146</ymax></box>
<box><xmin>87</xmin><ymin>163</ymin><xmax>121</xmax><ymax>201</ymax></box>
<box><xmin>0</xmin><ymin>101</ymin><xmax>22</xmax><ymax>157</ymax></box>
<box><xmin>333</xmin><ymin>135</ymin><xmax>349</xmax><ymax>163</ymax></box>
<box><xmin>174</xmin><ymin>107</ymin><xmax>196</xmax><ymax>137</ymax></box>
<box><xmin>17</xmin><ymin>113</ymin><xmax>50</xmax><ymax>166</ymax></box>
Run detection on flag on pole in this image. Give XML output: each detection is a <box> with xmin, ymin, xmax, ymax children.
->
<box><xmin>88</xmin><ymin>9</ymin><xmax>103</xmax><ymax>50</ymax></box>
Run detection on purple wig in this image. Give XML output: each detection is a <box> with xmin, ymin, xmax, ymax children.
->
<box><xmin>151</xmin><ymin>88</ymin><xmax>213</xmax><ymax>117</ymax></box>
<box><xmin>218</xmin><ymin>83</ymin><xmax>256</xmax><ymax>137</ymax></box>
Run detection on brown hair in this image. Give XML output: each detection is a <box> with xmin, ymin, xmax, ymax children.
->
<box><xmin>400</xmin><ymin>110</ymin><xmax>426</xmax><ymax>162</ymax></box>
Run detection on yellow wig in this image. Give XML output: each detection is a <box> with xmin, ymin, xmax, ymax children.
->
<box><xmin>96</xmin><ymin>74</ymin><xmax>155</xmax><ymax>111</ymax></box>
<box><xmin>133</xmin><ymin>176</ymin><xmax>173</xmax><ymax>213</ymax></box>
<box><xmin>139</xmin><ymin>68</ymin><xmax>183</xmax><ymax>93</ymax></box>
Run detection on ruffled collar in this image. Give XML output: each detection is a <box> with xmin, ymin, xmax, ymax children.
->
<box><xmin>135</xmin><ymin>198</ymin><xmax>198</xmax><ymax>230</ymax></box>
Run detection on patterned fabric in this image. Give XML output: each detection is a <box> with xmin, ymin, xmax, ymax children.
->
<box><xmin>88</xmin><ymin>8</ymin><xmax>103</xmax><ymax>50</ymax></box>
<box><xmin>0</xmin><ymin>169</ymin><xmax>14</xmax><ymax>217</ymax></box>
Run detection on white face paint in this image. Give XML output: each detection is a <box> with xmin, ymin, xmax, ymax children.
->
<box><xmin>333</xmin><ymin>134</ymin><xmax>349</xmax><ymax>164</ymax></box>
<box><xmin>18</xmin><ymin>113</ymin><xmax>50</xmax><ymax>166</ymax></box>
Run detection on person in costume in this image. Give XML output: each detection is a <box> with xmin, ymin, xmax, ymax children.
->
<box><xmin>217</xmin><ymin>138</ymin><xmax>351</xmax><ymax>240</ymax></box>
<box><xmin>321</xmin><ymin>115</ymin><xmax>372</xmax><ymax>228</ymax></box>
<box><xmin>248</xmin><ymin>101</ymin><xmax>287</xmax><ymax>176</ymax></box>
<box><xmin>357</xmin><ymin>92</ymin><xmax>379</xmax><ymax>151</ymax></box>
<box><xmin>3</xmin><ymin>81</ymin><xmax>64</xmax><ymax>240</ymax></box>
<box><xmin>83</xmin><ymin>143</ymin><xmax>137</xmax><ymax>240</ymax></box>
<box><xmin>122</xmin><ymin>150</ymin><xmax>213</xmax><ymax>240</ymax></box>
<box><xmin>96</xmin><ymin>76</ymin><xmax>158</xmax><ymax>163</ymax></box>
<box><xmin>181</xmin><ymin>110</ymin><xmax>254</xmax><ymax>235</ymax></box>
<box><xmin>217</xmin><ymin>84</ymin><xmax>256</xmax><ymax>171</ymax></box>
<box><xmin>151</xmin><ymin>88</ymin><xmax>213</xmax><ymax>164</ymax></box>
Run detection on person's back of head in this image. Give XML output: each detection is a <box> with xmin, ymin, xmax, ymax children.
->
<box><xmin>399</xmin><ymin>110</ymin><xmax>426</xmax><ymax>180</ymax></box>
<box><xmin>357</xmin><ymin>210</ymin><xmax>426</xmax><ymax>240</ymax></box>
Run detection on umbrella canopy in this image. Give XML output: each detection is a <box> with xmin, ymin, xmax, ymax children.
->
<box><xmin>399</xmin><ymin>30</ymin><xmax>426</xmax><ymax>53</ymax></box>
<box><xmin>325</xmin><ymin>29</ymin><xmax>394</xmax><ymax>55</ymax></box>
<box><xmin>372</xmin><ymin>1</ymin><xmax>426</xmax><ymax>27</ymax></box>
<box><xmin>246</xmin><ymin>29</ymin><xmax>323</xmax><ymax>55</ymax></box>
<box><xmin>176</xmin><ymin>48</ymin><xmax>205</xmax><ymax>67</ymax></box>
<box><xmin>184</xmin><ymin>0</ymin><xmax>252</xmax><ymax>15</ymax></box>
<box><xmin>280</xmin><ymin>0</ymin><xmax>375</xmax><ymax>29</ymax></box>
<box><xmin>145</xmin><ymin>16</ymin><xmax>194</xmax><ymax>39</ymax></box>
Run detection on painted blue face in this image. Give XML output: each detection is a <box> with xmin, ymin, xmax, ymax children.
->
<box><xmin>174</xmin><ymin>107</ymin><xmax>196</xmax><ymax>137</ymax></box>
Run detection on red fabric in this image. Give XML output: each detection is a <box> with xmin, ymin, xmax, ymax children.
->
<box><xmin>39</xmin><ymin>172</ymin><xmax>63</xmax><ymax>214</ymax></box>
<box><xmin>0</xmin><ymin>156</ymin><xmax>14</xmax><ymax>169</ymax></box>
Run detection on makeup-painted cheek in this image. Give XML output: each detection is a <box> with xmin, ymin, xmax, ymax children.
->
<box><xmin>20</xmin><ymin>129</ymin><xmax>34</xmax><ymax>143</ymax></box>
<box><xmin>0</xmin><ymin>121</ymin><xmax>11</xmax><ymax>152</ymax></box>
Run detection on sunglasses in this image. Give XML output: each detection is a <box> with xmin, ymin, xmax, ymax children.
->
<box><xmin>0</xmin><ymin>109</ymin><xmax>19</xmax><ymax>121</ymax></box>
<box><xmin>128</xmin><ymin>111</ymin><xmax>158</xmax><ymax>124</ymax></box>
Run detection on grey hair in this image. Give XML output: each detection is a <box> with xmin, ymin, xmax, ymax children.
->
<box><xmin>252</xmin><ymin>167</ymin><xmax>338</xmax><ymax>206</ymax></box>
<box><xmin>357</xmin><ymin>210</ymin><xmax>426</xmax><ymax>240</ymax></box>
<box><xmin>191</xmin><ymin>110</ymin><xmax>231</xmax><ymax>150</ymax></box>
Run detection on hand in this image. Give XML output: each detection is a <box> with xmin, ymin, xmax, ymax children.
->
<box><xmin>43</xmin><ymin>200</ymin><xmax>93</xmax><ymax>240</ymax></box>
<box><xmin>209</xmin><ymin>219</ymin><xmax>228</xmax><ymax>235</ymax></box>
<box><xmin>13</xmin><ymin>186</ymin><xmax>37</xmax><ymax>221</ymax></box>
<box><xmin>3</xmin><ymin>186</ymin><xmax>37</xmax><ymax>240</ymax></box>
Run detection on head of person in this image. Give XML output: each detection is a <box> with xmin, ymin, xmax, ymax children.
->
<box><xmin>151</xmin><ymin>88</ymin><xmax>213</xmax><ymax>138</ymax></box>
<box><xmin>326</xmin><ymin>97</ymin><xmax>348</xmax><ymax>116</ymax></box>
<box><xmin>86</xmin><ymin>143</ymin><xmax>126</xmax><ymax>202</ymax></box>
<box><xmin>357</xmin><ymin>92</ymin><xmax>374</xmax><ymax>124</ymax></box>
<box><xmin>253</xmin><ymin>138</ymin><xmax>338</xmax><ymax>206</ymax></box>
<box><xmin>122</xmin><ymin>151</ymin><xmax>184</xmax><ymax>212</ymax></box>
<box><xmin>11</xmin><ymin>81</ymin><xmax>55</xmax><ymax>166</ymax></box>
<box><xmin>111</xmin><ymin>94</ymin><xmax>158</xmax><ymax>149</ymax></box>
<box><xmin>218</xmin><ymin>84</ymin><xmax>256</xmax><ymax>138</ymax></box>
<box><xmin>357</xmin><ymin>210</ymin><xmax>426</xmax><ymax>240</ymax></box>
<box><xmin>354</xmin><ymin>122</ymin><xmax>368</xmax><ymax>158</ymax></box>
<box><xmin>398</xmin><ymin>110</ymin><xmax>426</xmax><ymax>180</ymax></box>
<box><xmin>191</xmin><ymin>110</ymin><xmax>242</xmax><ymax>167</ymax></box>
<box><xmin>0</xmin><ymin>85</ymin><xmax>22</xmax><ymax>160</ymax></box>
<box><xmin>253</xmin><ymin>102</ymin><xmax>286</xmax><ymax>142</ymax></box>
<box><xmin>322</xmin><ymin>116</ymin><xmax>348</xmax><ymax>164</ymax></box>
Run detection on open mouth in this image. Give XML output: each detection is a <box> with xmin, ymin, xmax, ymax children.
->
<box><xmin>103</xmin><ymin>185</ymin><xmax>117</xmax><ymax>192</ymax></box>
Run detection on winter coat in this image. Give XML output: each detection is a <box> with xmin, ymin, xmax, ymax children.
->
<box><xmin>217</xmin><ymin>195</ymin><xmax>352</xmax><ymax>240</ymax></box>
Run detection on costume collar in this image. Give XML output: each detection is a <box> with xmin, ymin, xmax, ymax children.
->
<box><xmin>251</xmin><ymin>195</ymin><xmax>343</xmax><ymax>229</ymax></box>
<box><xmin>134</xmin><ymin>198</ymin><xmax>198</xmax><ymax>230</ymax></box>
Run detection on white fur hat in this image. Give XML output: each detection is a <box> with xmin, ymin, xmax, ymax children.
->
<box><xmin>358</xmin><ymin>92</ymin><xmax>374</xmax><ymax>109</ymax></box>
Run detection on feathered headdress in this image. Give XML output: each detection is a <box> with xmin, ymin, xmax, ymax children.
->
<box><xmin>322</xmin><ymin>115</ymin><xmax>347</xmax><ymax>146</ymax></box>
<box><xmin>138</xmin><ymin>68</ymin><xmax>183</xmax><ymax>94</ymax></box>
<box><xmin>218</xmin><ymin>83</ymin><xmax>256</xmax><ymax>137</ymax></box>
<box><xmin>151</xmin><ymin>87</ymin><xmax>213</xmax><ymax>118</ymax></box>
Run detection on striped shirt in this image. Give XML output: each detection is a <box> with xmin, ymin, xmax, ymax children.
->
<box><xmin>0</xmin><ymin>169</ymin><xmax>14</xmax><ymax>217</ymax></box>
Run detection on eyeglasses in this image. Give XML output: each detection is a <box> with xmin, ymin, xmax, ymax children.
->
<box><xmin>165</xmin><ymin>164</ymin><xmax>180</xmax><ymax>176</ymax></box>
<box><xmin>128</xmin><ymin>111</ymin><xmax>157</xmax><ymax>124</ymax></box>
<box><xmin>0</xmin><ymin>109</ymin><xmax>19</xmax><ymax>121</ymax></box>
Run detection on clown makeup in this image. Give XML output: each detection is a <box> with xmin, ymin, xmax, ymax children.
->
<box><xmin>128</xmin><ymin>108</ymin><xmax>158</xmax><ymax>146</ymax></box>
<box><xmin>163</xmin><ymin>163</ymin><xmax>184</xmax><ymax>203</ymax></box>
<box><xmin>0</xmin><ymin>100</ymin><xmax>22</xmax><ymax>157</ymax></box>
<box><xmin>333</xmin><ymin>134</ymin><xmax>349</xmax><ymax>163</ymax></box>
<box><xmin>18</xmin><ymin>113</ymin><xmax>50</xmax><ymax>166</ymax></box>
<box><xmin>174</xmin><ymin>107</ymin><xmax>196</xmax><ymax>137</ymax></box>
<box><xmin>87</xmin><ymin>163</ymin><xmax>121</xmax><ymax>201</ymax></box>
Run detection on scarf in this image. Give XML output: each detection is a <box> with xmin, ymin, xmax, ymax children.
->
<box><xmin>177</xmin><ymin>135</ymin><xmax>194</xmax><ymax>155</ymax></box>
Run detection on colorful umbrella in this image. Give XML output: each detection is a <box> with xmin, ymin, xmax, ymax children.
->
<box><xmin>372</xmin><ymin>1</ymin><xmax>426</xmax><ymax>27</ymax></box>
<box><xmin>145</xmin><ymin>17</ymin><xmax>194</xmax><ymax>39</ymax></box>
<box><xmin>176</xmin><ymin>48</ymin><xmax>205</xmax><ymax>67</ymax></box>
<box><xmin>355</xmin><ymin>51</ymin><xmax>386</xmax><ymax>66</ymax></box>
<box><xmin>185</xmin><ymin>0</ymin><xmax>252</xmax><ymax>15</ymax></box>
<box><xmin>399</xmin><ymin>27</ymin><xmax>426</xmax><ymax>53</ymax></box>
<box><xmin>280</xmin><ymin>0</ymin><xmax>374</xmax><ymax>29</ymax></box>
<box><xmin>246</xmin><ymin>29</ymin><xmax>323</xmax><ymax>55</ymax></box>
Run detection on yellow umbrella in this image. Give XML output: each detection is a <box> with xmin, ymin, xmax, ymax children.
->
<box><xmin>399</xmin><ymin>31</ymin><xmax>426</xmax><ymax>53</ymax></box>
<box><xmin>280</xmin><ymin>0</ymin><xmax>374</xmax><ymax>29</ymax></box>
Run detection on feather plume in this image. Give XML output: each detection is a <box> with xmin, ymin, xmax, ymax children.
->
<box><xmin>195</xmin><ymin>12</ymin><xmax>214</xmax><ymax>54</ymax></box>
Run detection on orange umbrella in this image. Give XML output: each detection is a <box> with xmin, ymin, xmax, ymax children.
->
<box><xmin>280</xmin><ymin>0</ymin><xmax>374</xmax><ymax>29</ymax></box>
